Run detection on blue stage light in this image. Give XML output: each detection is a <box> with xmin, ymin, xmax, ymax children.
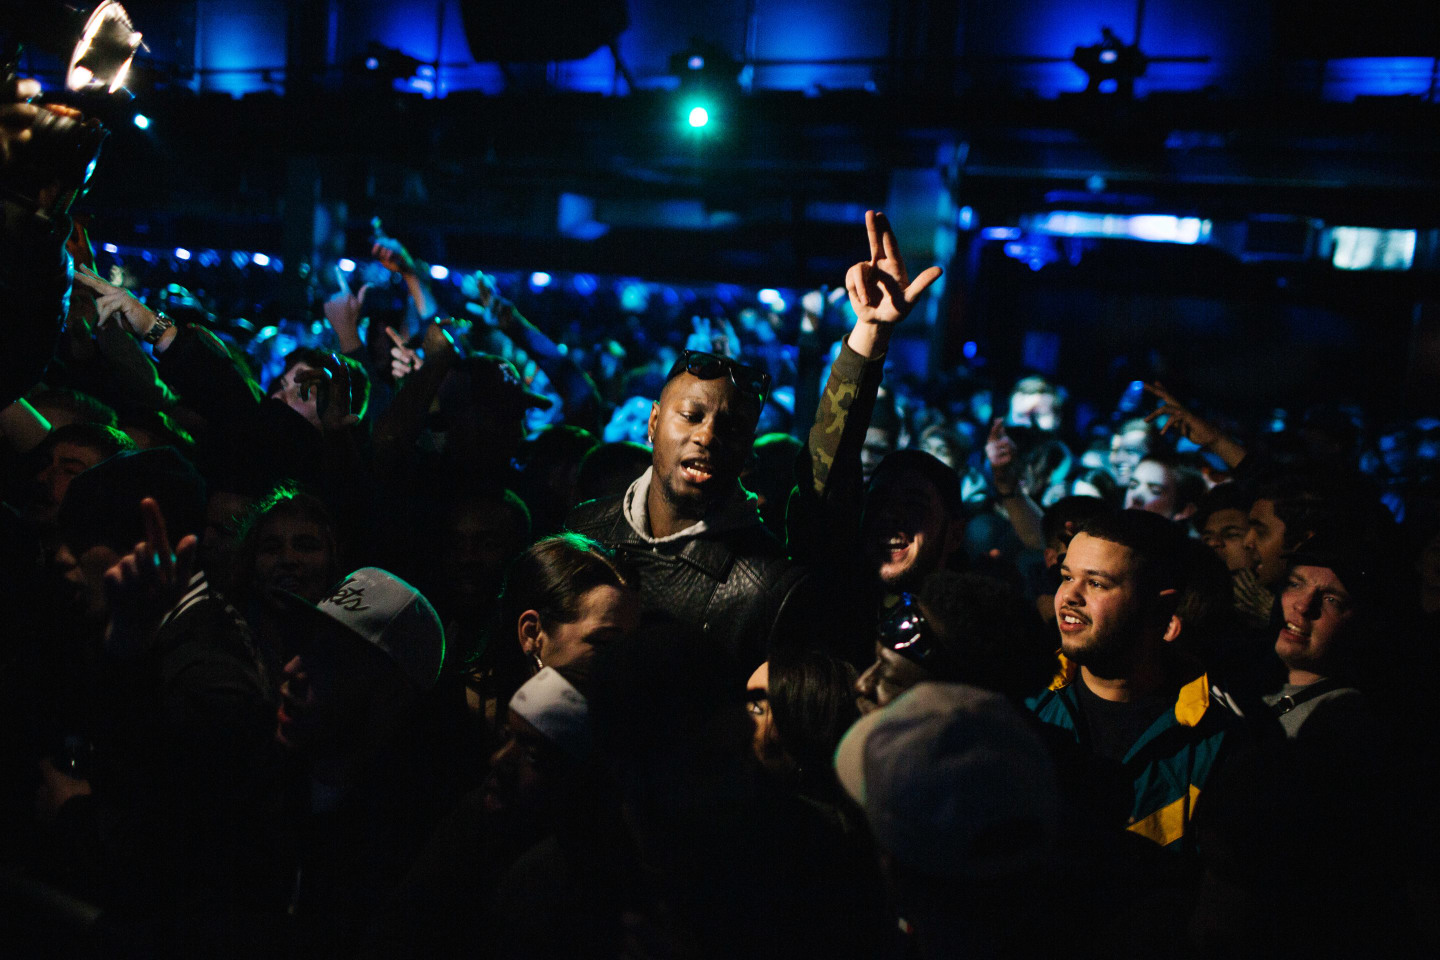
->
<box><xmin>251</xmin><ymin>252</ymin><xmax>271</xmax><ymax>267</ymax></box>
<box><xmin>338</xmin><ymin>258</ymin><xmax>356</xmax><ymax>272</ymax></box>
<box><xmin>174</xmin><ymin>247</ymin><xmax>191</xmax><ymax>260</ymax></box>
<box><xmin>687</xmin><ymin>106</ymin><xmax>710</xmax><ymax>128</ymax></box>
<box><xmin>429</xmin><ymin>264</ymin><xmax>449</xmax><ymax>280</ymax></box>
<box><xmin>132</xmin><ymin>114</ymin><xmax>150</xmax><ymax>130</ymax></box>
<box><xmin>530</xmin><ymin>271</ymin><xmax>552</xmax><ymax>288</ymax></box>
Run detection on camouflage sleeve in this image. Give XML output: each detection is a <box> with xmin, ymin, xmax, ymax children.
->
<box><xmin>806</xmin><ymin>342</ymin><xmax>885</xmax><ymax>497</ymax></box>
<box><xmin>786</xmin><ymin>341</ymin><xmax>885</xmax><ymax>564</ymax></box>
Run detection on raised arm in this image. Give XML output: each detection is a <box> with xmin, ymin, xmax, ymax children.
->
<box><xmin>372</xmin><ymin>231</ymin><xmax>438</xmax><ymax>327</ymax></box>
<box><xmin>473</xmin><ymin>271</ymin><xmax>603</xmax><ymax>432</ymax></box>
<box><xmin>1143</xmin><ymin>381</ymin><xmax>1247</xmax><ymax>469</ymax></box>
<box><xmin>985</xmin><ymin>418</ymin><xmax>1046</xmax><ymax>550</ymax></box>
<box><xmin>789</xmin><ymin>211</ymin><xmax>941</xmax><ymax>560</ymax></box>
<box><xmin>74</xmin><ymin>266</ymin><xmax>263</xmax><ymax>423</ymax></box>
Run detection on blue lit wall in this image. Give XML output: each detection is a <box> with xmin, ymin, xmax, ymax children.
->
<box><xmin>194</xmin><ymin>0</ymin><xmax>288</xmax><ymax>96</ymax></box>
<box><xmin>1319</xmin><ymin>58</ymin><xmax>1438</xmax><ymax>100</ymax></box>
<box><xmin>166</xmin><ymin>1</ymin><xmax>1438</xmax><ymax>101</ymax></box>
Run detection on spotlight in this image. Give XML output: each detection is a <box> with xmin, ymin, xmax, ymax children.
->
<box><xmin>353</xmin><ymin>42</ymin><xmax>423</xmax><ymax>87</ymax></box>
<box><xmin>251</xmin><ymin>252</ymin><xmax>271</xmax><ymax>267</ymax></box>
<box><xmin>429</xmin><ymin>264</ymin><xmax>449</xmax><ymax>281</ymax></box>
<box><xmin>174</xmin><ymin>247</ymin><xmax>190</xmax><ymax>260</ymax></box>
<box><xmin>1073</xmin><ymin>27</ymin><xmax>1146</xmax><ymax>97</ymax></box>
<box><xmin>530</xmin><ymin>271</ymin><xmax>552</xmax><ymax>288</ymax></box>
<box><xmin>0</xmin><ymin>2</ymin><xmax>147</xmax><ymax>217</ymax></box>
<box><xmin>670</xmin><ymin>39</ymin><xmax>740</xmax><ymax>135</ymax></box>
<box><xmin>338</xmin><ymin>258</ymin><xmax>356</xmax><ymax>272</ymax></box>
<box><xmin>668</xmin><ymin>39</ymin><xmax>739</xmax><ymax>83</ymax></box>
<box><xmin>102</xmin><ymin>242</ymin><xmax>118</xmax><ymax>253</ymax></box>
<box><xmin>66</xmin><ymin>2</ymin><xmax>144</xmax><ymax>94</ymax></box>
<box><xmin>132</xmin><ymin>113</ymin><xmax>150</xmax><ymax>130</ymax></box>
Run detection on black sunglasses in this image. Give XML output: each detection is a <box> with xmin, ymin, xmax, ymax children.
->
<box><xmin>665</xmin><ymin>350</ymin><xmax>772</xmax><ymax>406</ymax></box>
<box><xmin>877</xmin><ymin>593</ymin><xmax>943</xmax><ymax>667</ymax></box>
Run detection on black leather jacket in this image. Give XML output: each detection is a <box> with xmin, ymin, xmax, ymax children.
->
<box><xmin>566</xmin><ymin>495</ymin><xmax>818</xmax><ymax>680</ymax></box>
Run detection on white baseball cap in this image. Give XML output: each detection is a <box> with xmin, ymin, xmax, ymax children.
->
<box><xmin>834</xmin><ymin>682</ymin><xmax>1059</xmax><ymax>879</ymax></box>
<box><xmin>283</xmin><ymin>567</ymin><xmax>446</xmax><ymax>691</ymax></box>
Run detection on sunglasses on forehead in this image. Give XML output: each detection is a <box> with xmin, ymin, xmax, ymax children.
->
<box><xmin>665</xmin><ymin>350</ymin><xmax>772</xmax><ymax>406</ymax></box>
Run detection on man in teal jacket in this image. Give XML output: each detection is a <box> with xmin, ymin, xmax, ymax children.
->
<box><xmin>1027</xmin><ymin>509</ymin><xmax>1238</xmax><ymax>851</ymax></box>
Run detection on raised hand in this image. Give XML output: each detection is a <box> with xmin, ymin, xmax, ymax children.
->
<box><xmin>386</xmin><ymin>326</ymin><xmax>422</xmax><ymax>380</ymax></box>
<box><xmin>103</xmin><ymin>498</ymin><xmax>199</xmax><ymax>656</ymax></box>
<box><xmin>463</xmin><ymin>270</ymin><xmax>500</xmax><ymax>313</ymax></box>
<box><xmin>0</xmin><ymin>79</ymin><xmax>43</xmax><ymax>169</ymax></box>
<box><xmin>292</xmin><ymin>353</ymin><xmax>361</xmax><ymax>431</ymax></box>
<box><xmin>985</xmin><ymin>418</ymin><xmax>1021</xmax><ymax>497</ymax></box>
<box><xmin>844</xmin><ymin>210</ymin><xmax>943</xmax><ymax>327</ymax></box>
<box><xmin>1142</xmin><ymin>382</ymin><xmax>1221</xmax><ymax>446</ymax></box>
<box><xmin>372</xmin><ymin>234</ymin><xmax>418</xmax><ymax>277</ymax></box>
<box><xmin>324</xmin><ymin>276</ymin><xmax>371</xmax><ymax>354</ymax></box>
<box><xmin>72</xmin><ymin>264</ymin><xmax>165</xmax><ymax>341</ymax></box>
<box><xmin>1142</xmin><ymin>381</ymin><xmax>1247</xmax><ymax>467</ymax></box>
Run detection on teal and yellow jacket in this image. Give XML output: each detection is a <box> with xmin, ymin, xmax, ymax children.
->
<box><xmin>1027</xmin><ymin>655</ymin><xmax>1239</xmax><ymax>851</ymax></box>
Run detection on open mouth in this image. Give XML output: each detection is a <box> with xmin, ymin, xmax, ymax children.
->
<box><xmin>1280</xmin><ymin>621</ymin><xmax>1312</xmax><ymax>643</ymax></box>
<box><xmin>679</xmin><ymin>458</ymin><xmax>715</xmax><ymax>484</ymax></box>
<box><xmin>877</xmin><ymin>533</ymin><xmax>912</xmax><ymax>560</ymax></box>
<box><xmin>1057</xmin><ymin>609</ymin><xmax>1089</xmax><ymax>632</ymax></box>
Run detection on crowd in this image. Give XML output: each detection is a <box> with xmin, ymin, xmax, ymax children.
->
<box><xmin>0</xmin><ymin>115</ymin><xmax>1437</xmax><ymax>959</ymax></box>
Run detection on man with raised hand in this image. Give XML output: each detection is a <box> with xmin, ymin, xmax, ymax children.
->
<box><xmin>787</xmin><ymin>211</ymin><xmax>951</xmax><ymax>663</ymax></box>
<box><xmin>39</xmin><ymin>449</ymin><xmax>284</xmax><ymax>940</ymax></box>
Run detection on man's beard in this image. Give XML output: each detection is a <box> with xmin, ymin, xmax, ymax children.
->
<box><xmin>1060</xmin><ymin>609</ymin><xmax>1146</xmax><ymax>680</ymax></box>
<box><xmin>657</xmin><ymin>471</ymin><xmax>722</xmax><ymax>520</ymax></box>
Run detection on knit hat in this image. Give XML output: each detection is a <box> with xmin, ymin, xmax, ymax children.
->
<box><xmin>278</xmin><ymin>568</ymin><xmax>446</xmax><ymax>691</ymax></box>
<box><xmin>509</xmin><ymin>667</ymin><xmax>591</xmax><ymax>760</ymax></box>
<box><xmin>1284</xmin><ymin>529</ymin><xmax>1398</xmax><ymax>611</ymax></box>
<box><xmin>834</xmin><ymin>682</ymin><xmax>1058</xmax><ymax>879</ymax></box>
<box><xmin>870</xmin><ymin>449</ymin><xmax>962</xmax><ymax>514</ymax></box>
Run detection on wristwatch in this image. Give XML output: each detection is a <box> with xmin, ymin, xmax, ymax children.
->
<box><xmin>143</xmin><ymin>311</ymin><xmax>175</xmax><ymax>345</ymax></box>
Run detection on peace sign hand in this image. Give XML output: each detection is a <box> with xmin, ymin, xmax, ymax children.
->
<box><xmin>844</xmin><ymin>210</ymin><xmax>943</xmax><ymax>327</ymax></box>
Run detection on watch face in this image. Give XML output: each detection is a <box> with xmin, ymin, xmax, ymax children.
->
<box><xmin>145</xmin><ymin>314</ymin><xmax>173</xmax><ymax>343</ymax></box>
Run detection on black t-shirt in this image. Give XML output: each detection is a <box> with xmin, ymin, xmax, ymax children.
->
<box><xmin>1073</xmin><ymin>678</ymin><xmax>1172</xmax><ymax>763</ymax></box>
